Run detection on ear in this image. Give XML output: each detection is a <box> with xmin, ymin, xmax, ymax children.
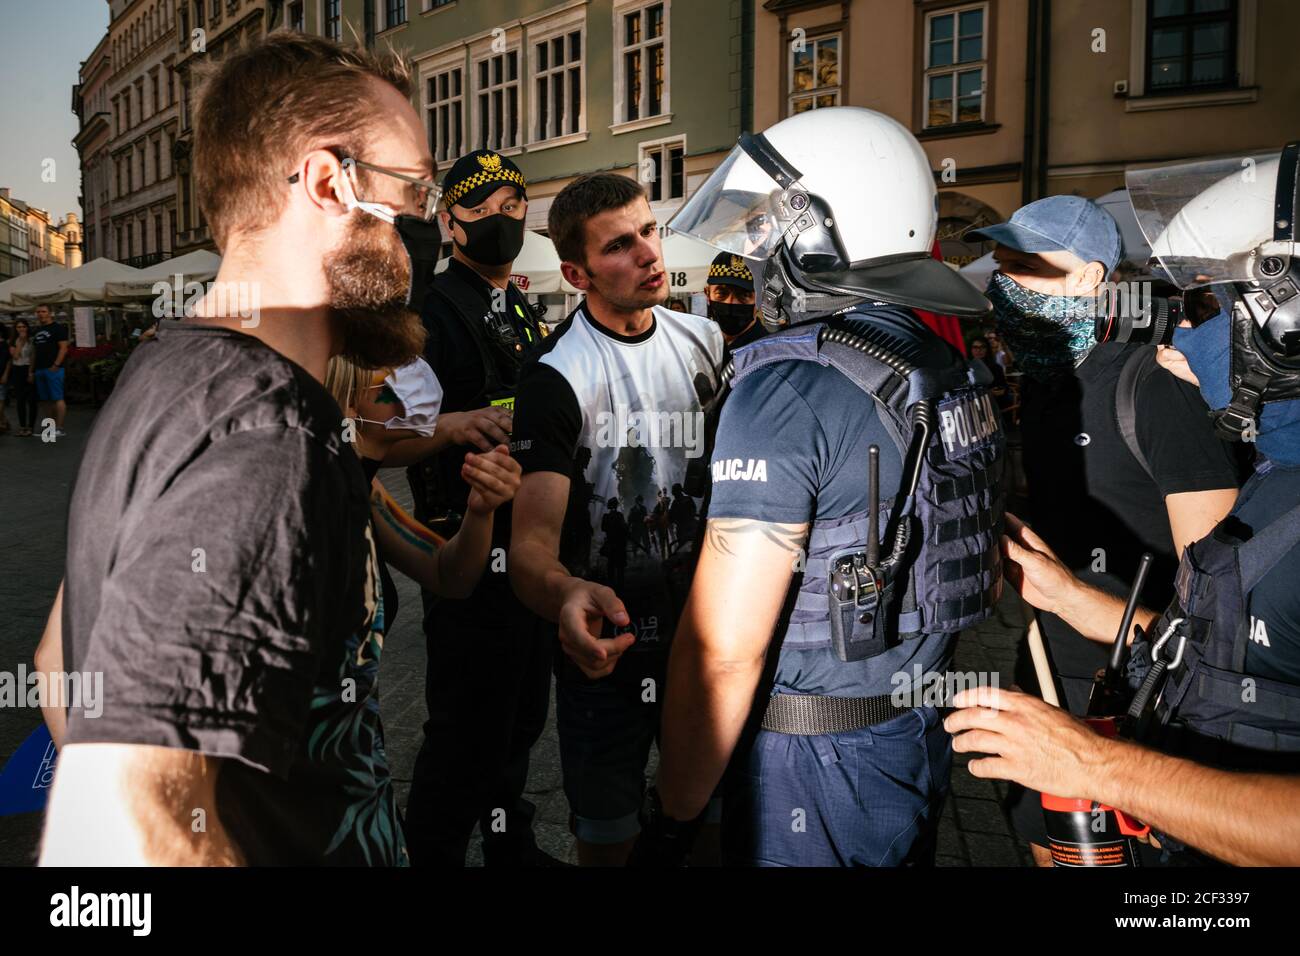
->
<box><xmin>298</xmin><ymin>149</ymin><xmax>352</xmax><ymax>219</ymax></box>
<box><xmin>1075</xmin><ymin>261</ymin><xmax>1107</xmax><ymax>296</ymax></box>
<box><xmin>561</xmin><ymin>260</ymin><xmax>591</xmax><ymax>291</ymax></box>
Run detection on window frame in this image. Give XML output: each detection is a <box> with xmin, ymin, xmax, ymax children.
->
<box><xmin>320</xmin><ymin>0</ymin><xmax>341</xmax><ymax>41</ymax></box>
<box><xmin>921</xmin><ymin>2</ymin><xmax>990</xmax><ymax>131</ymax></box>
<box><xmin>528</xmin><ymin>8</ymin><xmax>587</xmax><ymax>147</ymax></box>
<box><xmin>787</xmin><ymin>31</ymin><xmax>842</xmax><ymax>116</ymax></box>
<box><xmin>469</xmin><ymin>41</ymin><xmax>522</xmax><ymax>154</ymax></box>
<box><xmin>1144</xmin><ymin>0</ymin><xmax>1238</xmax><ymax>96</ymax></box>
<box><xmin>638</xmin><ymin>134</ymin><xmax>687</xmax><ymax>207</ymax></box>
<box><xmin>379</xmin><ymin>0</ymin><xmax>408</xmax><ymax>33</ymax></box>
<box><xmin>425</xmin><ymin>64</ymin><xmax>466</xmax><ymax>166</ymax></box>
<box><xmin>612</xmin><ymin>0</ymin><xmax>671</xmax><ymax>131</ymax></box>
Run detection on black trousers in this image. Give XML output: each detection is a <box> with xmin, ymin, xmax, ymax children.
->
<box><xmin>8</xmin><ymin>369</ymin><xmax>36</xmax><ymax>428</ymax></box>
<box><xmin>403</xmin><ymin>569</ymin><xmax>553</xmax><ymax>866</ymax></box>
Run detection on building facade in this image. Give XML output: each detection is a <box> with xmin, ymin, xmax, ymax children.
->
<box><xmin>172</xmin><ymin>0</ymin><xmax>288</xmax><ymax>255</ymax></box>
<box><xmin>103</xmin><ymin>0</ymin><xmax>179</xmax><ymax>267</ymax></box>
<box><xmin>74</xmin><ymin>33</ymin><xmax>115</xmax><ymax>264</ymax></box>
<box><xmin>752</xmin><ymin>0</ymin><xmax>1298</xmax><ymax>267</ymax></box>
<box><xmin>0</xmin><ymin>190</ymin><xmax>32</xmax><ymax>281</ymax></box>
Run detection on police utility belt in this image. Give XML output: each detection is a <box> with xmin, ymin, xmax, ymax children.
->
<box><xmin>712</xmin><ymin>321</ymin><xmax>1009</xmax><ymax>735</ymax></box>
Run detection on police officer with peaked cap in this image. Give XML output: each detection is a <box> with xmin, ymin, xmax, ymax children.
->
<box><xmin>401</xmin><ymin>148</ymin><xmax>557</xmax><ymax>866</ymax></box>
<box><xmin>704</xmin><ymin>251</ymin><xmax>765</xmax><ymax>352</ymax></box>
<box><xmin>632</xmin><ymin>106</ymin><xmax>1005</xmax><ymax>865</ymax></box>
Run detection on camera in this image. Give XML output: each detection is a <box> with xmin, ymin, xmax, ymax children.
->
<box><xmin>1093</xmin><ymin>287</ymin><xmax>1182</xmax><ymax>346</ymax></box>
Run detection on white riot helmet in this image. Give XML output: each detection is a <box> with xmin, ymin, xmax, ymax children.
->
<box><xmin>1127</xmin><ymin>141</ymin><xmax>1300</xmax><ymax>440</ymax></box>
<box><xmin>669</xmin><ymin>106</ymin><xmax>991</xmax><ymax>329</ymax></box>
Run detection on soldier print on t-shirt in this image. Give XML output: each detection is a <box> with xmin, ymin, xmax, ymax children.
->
<box><xmin>512</xmin><ymin>304</ymin><xmax>725</xmax><ymax>659</ymax></box>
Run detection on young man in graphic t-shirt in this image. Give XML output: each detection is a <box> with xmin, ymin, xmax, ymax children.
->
<box><xmin>510</xmin><ymin>173</ymin><xmax>724</xmax><ymax>866</ymax></box>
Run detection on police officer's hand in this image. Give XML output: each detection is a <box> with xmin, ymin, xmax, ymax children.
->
<box><xmin>945</xmin><ymin>686</ymin><xmax>1110</xmax><ymax>802</ymax></box>
<box><xmin>1001</xmin><ymin>513</ymin><xmax>1079</xmax><ymax>616</ymax></box>
<box><xmin>557</xmin><ymin>581</ymin><xmax>635</xmax><ymax>679</ymax></box>
<box><xmin>463</xmin><ymin>444</ymin><xmax>521</xmax><ymax>515</ymax></box>
<box><xmin>440</xmin><ymin>406</ymin><xmax>513</xmax><ymax>451</ymax></box>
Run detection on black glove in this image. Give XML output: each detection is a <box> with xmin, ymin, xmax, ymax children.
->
<box><xmin>626</xmin><ymin>787</ymin><xmax>701</xmax><ymax>867</ymax></box>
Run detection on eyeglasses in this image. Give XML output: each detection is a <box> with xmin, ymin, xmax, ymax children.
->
<box><xmin>288</xmin><ymin>154</ymin><xmax>441</xmax><ymax>222</ymax></box>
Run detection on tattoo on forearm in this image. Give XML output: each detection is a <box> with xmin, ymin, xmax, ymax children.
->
<box><xmin>371</xmin><ymin>485</ymin><xmax>445</xmax><ymax>556</ymax></box>
<box><xmin>704</xmin><ymin>518</ymin><xmax>810</xmax><ymax>557</ymax></box>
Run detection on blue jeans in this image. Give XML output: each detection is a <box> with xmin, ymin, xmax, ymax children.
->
<box><xmin>722</xmin><ymin>705</ymin><xmax>951</xmax><ymax>866</ymax></box>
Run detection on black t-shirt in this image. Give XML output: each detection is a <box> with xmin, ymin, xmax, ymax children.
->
<box><xmin>32</xmin><ymin>321</ymin><xmax>68</xmax><ymax>370</ymax></box>
<box><xmin>1234</xmin><ymin>461</ymin><xmax>1300</xmax><ymax>684</ymax></box>
<box><xmin>511</xmin><ymin>304</ymin><xmax>724</xmax><ymax>675</ymax></box>
<box><xmin>708</xmin><ymin>309</ymin><xmax>965</xmax><ymax>697</ymax></box>
<box><xmin>62</xmin><ymin>321</ymin><xmax>405</xmax><ymax>866</ymax></box>
<box><xmin>1020</xmin><ymin>341</ymin><xmax>1239</xmax><ymax>603</ymax></box>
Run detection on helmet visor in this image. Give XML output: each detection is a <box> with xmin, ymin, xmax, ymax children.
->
<box><xmin>1126</xmin><ymin>149</ymin><xmax>1292</xmax><ymax>289</ymax></box>
<box><xmin>667</xmin><ymin>141</ymin><xmax>809</xmax><ymax>260</ymax></box>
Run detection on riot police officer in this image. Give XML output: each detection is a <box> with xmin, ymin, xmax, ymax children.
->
<box><xmin>638</xmin><ymin>107</ymin><xmax>1001</xmax><ymax>866</ymax></box>
<box><xmin>946</xmin><ymin>142</ymin><xmax>1300</xmax><ymax>866</ymax></box>
<box><xmin>403</xmin><ymin>149</ymin><xmax>556</xmax><ymax>867</ymax></box>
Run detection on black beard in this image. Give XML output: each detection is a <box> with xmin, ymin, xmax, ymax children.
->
<box><xmin>324</xmin><ymin>212</ymin><xmax>427</xmax><ymax>369</ymax></box>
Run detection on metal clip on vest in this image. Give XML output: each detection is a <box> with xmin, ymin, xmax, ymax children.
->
<box><xmin>1124</xmin><ymin>616</ymin><xmax>1187</xmax><ymax>741</ymax></box>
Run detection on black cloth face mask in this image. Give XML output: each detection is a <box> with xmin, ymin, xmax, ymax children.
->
<box><xmin>449</xmin><ymin>211</ymin><xmax>527</xmax><ymax>267</ymax></box>
<box><xmin>708</xmin><ymin>299</ymin><xmax>755</xmax><ymax>337</ymax></box>
<box><xmin>393</xmin><ymin>215</ymin><xmax>444</xmax><ymax>316</ymax></box>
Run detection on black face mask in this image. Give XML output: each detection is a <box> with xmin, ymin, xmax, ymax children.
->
<box><xmin>708</xmin><ymin>299</ymin><xmax>755</xmax><ymax>337</ymax></box>
<box><xmin>393</xmin><ymin>215</ymin><xmax>445</xmax><ymax>316</ymax></box>
<box><xmin>450</xmin><ymin>211</ymin><xmax>527</xmax><ymax>267</ymax></box>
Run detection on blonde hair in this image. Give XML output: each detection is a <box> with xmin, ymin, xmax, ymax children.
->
<box><xmin>324</xmin><ymin>355</ymin><xmax>372</xmax><ymax>416</ymax></box>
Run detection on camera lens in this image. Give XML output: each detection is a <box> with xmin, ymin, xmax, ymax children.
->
<box><xmin>1094</xmin><ymin>291</ymin><xmax>1181</xmax><ymax>346</ymax></box>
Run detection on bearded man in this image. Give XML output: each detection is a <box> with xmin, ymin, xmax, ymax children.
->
<box><xmin>38</xmin><ymin>34</ymin><xmax>432</xmax><ymax>866</ymax></box>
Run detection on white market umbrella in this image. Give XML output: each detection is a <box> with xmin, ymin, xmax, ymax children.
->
<box><xmin>0</xmin><ymin>264</ymin><xmax>71</xmax><ymax>312</ymax></box>
<box><xmin>660</xmin><ymin>231</ymin><xmax>729</xmax><ymax>294</ymax></box>
<box><xmin>11</xmin><ymin>257</ymin><xmax>145</xmax><ymax>307</ymax></box>
<box><xmin>103</xmin><ymin>250</ymin><xmax>222</xmax><ymax>301</ymax></box>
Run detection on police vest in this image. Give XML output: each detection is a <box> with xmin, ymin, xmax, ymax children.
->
<box><xmin>725</xmin><ymin>321</ymin><xmax>1007</xmax><ymax>661</ymax></box>
<box><xmin>410</xmin><ymin>266</ymin><xmax>538</xmax><ymax>525</ymax></box>
<box><xmin>1130</xmin><ymin>469</ymin><xmax>1300</xmax><ymax>770</ymax></box>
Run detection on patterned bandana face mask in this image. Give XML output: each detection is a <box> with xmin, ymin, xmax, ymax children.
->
<box><xmin>986</xmin><ymin>271</ymin><xmax>1099</xmax><ymax>380</ymax></box>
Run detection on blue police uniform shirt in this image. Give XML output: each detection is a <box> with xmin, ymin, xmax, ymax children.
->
<box><xmin>707</xmin><ymin>307</ymin><xmax>961</xmax><ymax>698</ymax></box>
<box><xmin>1234</xmin><ymin>460</ymin><xmax>1300</xmax><ymax>684</ymax></box>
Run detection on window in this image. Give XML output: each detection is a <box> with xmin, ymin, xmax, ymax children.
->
<box><xmin>289</xmin><ymin>1</ymin><xmax>304</xmax><ymax>31</ymax></box>
<box><xmin>151</xmin><ymin>73</ymin><xmax>160</xmax><ymax>115</ymax></box>
<box><xmin>534</xmin><ymin>29</ymin><xmax>583</xmax><ymax>142</ymax></box>
<box><xmin>427</xmin><ymin>68</ymin><xmax>464</xmax><ymax>165</ymax></box>
<box><xmin>169</xmin><ymin>210</ymin><xmax>177</xmax><ymax>250</ymax></box>
<box><xmin>474</xmin><ymin>49</ymin><xmax>519</xmax><ymax>151</ymax></box>
<box><xmin>181</xmin><ymin>173</ymin><xmax>192</xmax><ymax>230</ymax></box>
<box><xmin>155</xmin><ymin>215</ymin><xmax>164</xmax><ymax>254</ymax></box>
<box><xmin>153</xmin><ymin>138</ymin><xmax>161</xmax><ymax>182</ymax></box>
<box><xmin>323</xmin><ymin>0</ymin><xmax>340</xmax><ymax>40</ymax></box>
<box><xmin>1147</xmin><ymin>0</ymin><xmax>1237</xmax><ymax>93</ymax></box>
<box><xmin>789</xmin><ymin>33</ymin><xmax>840</xmax><ymax>114</ymax></box>
<box><xmin>923</xmin><ymin>4</ymin><xmax>987</xmax><ymax>128</ymax></box>
<box><xmin>618</xmin><ymin>2</ymin><xmax>667</xmax><ymax>123</ymax></box>
<box><xmin>640</xmin><ymin>138</ymin><xmax>684</xmax><ymax>203</ymax></box>
<box><xmin>382</xmin><ymin>0</ymin><xmax>407</xmax><ymax>31</ymax></box>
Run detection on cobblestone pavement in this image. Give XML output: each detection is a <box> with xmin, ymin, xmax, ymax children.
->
<box><xmin>0</xmin><ymin>406</ymin><xmax>1033</xmax><ymax>867</ymax></box>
